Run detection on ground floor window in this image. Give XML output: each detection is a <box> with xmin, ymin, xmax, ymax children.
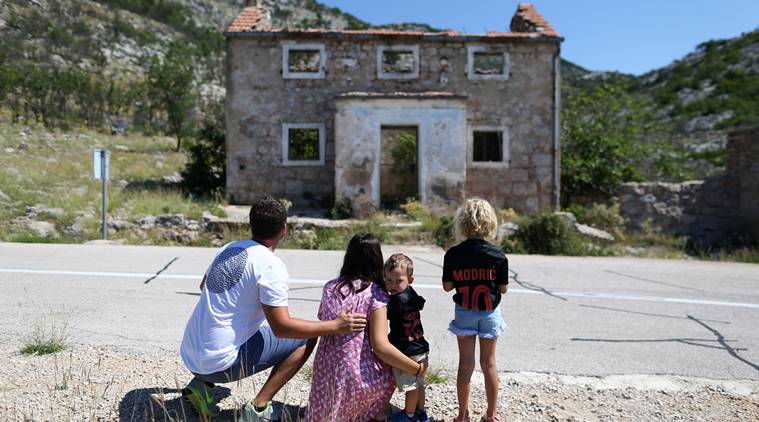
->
<box><xmin>282</xmin><ymin>123</ymin><xmax>325</xmax><ymax>166</ymax></box>
<box><xmin>471</xmin><ymin>128</ymin><xmax>509</xmax><ymax>167</ymax></box>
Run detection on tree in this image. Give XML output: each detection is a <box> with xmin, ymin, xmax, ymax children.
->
<box><xmin>561</xmin><ymin>82</ymin><xmax>668</xmax><ymax>205</ymax></box>
<box><xmin>182</xmin><ymin>101</ymin><xmax>226</xmax><ymax>197</ymax></box>
<box><xmin>145</xmin><ymin>41</ymin><xmax>197</xmax><ymax>150</ymax></box>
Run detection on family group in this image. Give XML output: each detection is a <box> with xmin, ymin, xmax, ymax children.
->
<box><xmin>179</xmin><ymin>197</ymin><xmax>509</xmax><ymax>422</ymax></box>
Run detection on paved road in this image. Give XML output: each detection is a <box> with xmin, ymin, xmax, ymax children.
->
<box><xmin>1</xmin><ymin>242</ymin><xmax>758</xmax><ymax>380</ymax></box>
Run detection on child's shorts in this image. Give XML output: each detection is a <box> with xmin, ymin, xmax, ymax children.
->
<box><xmin>448</xmin><ymin>304</ymin><xmax>506</xmax><ymax>338</ymax></box>
<box><xmin>392</xmin><ymin>353</ymin><xmax>427</xmax><ymax>393</ymax></box>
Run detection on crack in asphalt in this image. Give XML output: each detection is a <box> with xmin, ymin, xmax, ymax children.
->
<box><xmin>509</xmin><ymin>268</ymin><xmax>567</xmax><ymax>301</ymax></box>
<box><xmin>571</xmin><ymin>337</ymin><xmax>745</xmax><ymax>351</ymax></box>
<box><xmin>687</xmin><ymin>314</ymin><xmax>759</xmax><ymax>373</ymax></box>
<box><xmin>605</xmin><ymin>270</ymin><xmax>704</xmax><ymax>293</ymax></box>
<box><xmin>579</xmin><ymin>304</ymin><xmax>730</xmax><ymax>324</ymax></box>
<box><xmin>143</xmin><ymin>257</ymin><xmax>179</xmax><ymax>284</ymax></box>
<box><xmin>411</xmin><ymin>255</ymin><xmax>442</xmax><ymax>269</ymax></box>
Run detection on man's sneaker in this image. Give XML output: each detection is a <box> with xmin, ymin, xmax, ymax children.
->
<box><xmin>182</xmin><ymin>377</ymin><xmax>219</xmax><ymax>419</ymax></box>
<box><xmin>415</xmin><ymin>409</ymin><xmax>430</xmax><ymax>422</ymax></box>
<box><xmin>241</xmin><ymin>401</ymin><xmax>273</xmax><ymax>422</ymax></box>
<box><xmin>389</xmin><ymin>411</ymin><xmax>419</xmax><ymax>422</ymax></box>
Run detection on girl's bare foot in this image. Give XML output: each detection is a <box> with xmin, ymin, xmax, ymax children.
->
<box><xmin>453</xmin><ymin>411</ymin><xmax>470</xmax><ymax>422</ymax></box>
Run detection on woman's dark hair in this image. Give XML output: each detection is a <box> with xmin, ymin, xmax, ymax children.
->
<box><xmin>249</xmin><ymin>196</ymin><xmax>287</xmax><ymax>240</ymax></box>
<box><xmin>336</xmin><ymin>233</ymin><xmax>384</xmax><ymax>296</ymax></box>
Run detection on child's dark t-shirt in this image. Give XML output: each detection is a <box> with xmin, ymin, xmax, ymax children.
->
<box><xmin>442</xmin><ymin>239</ymin><xmax>509</xmax><ymax>311</ymax></box>
<box><xmin>387</xmin><ymin>286</ymin><xmax>429</xmax><ymax>356</ymax></box>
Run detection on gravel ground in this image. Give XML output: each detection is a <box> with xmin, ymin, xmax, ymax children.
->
<box><xmin>1</xmin><ymin>345</ymin><xmax>758</xmax><ymax>421</ymax></box>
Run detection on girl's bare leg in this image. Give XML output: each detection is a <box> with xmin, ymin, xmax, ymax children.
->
<box><xmin>479</xmin><ymin>337</ymin><xmax>499</xmax><ymax>419</ymax></box>
<box><xmin>455</xmin><ymin>335</ymin><xmax>476</xmax><ymax>421</ymax></box>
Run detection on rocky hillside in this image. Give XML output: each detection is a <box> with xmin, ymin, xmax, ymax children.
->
<box><xmin>1</xmin><ymin>1</ymin><xmax>756</xmax><ymax>165</ymax></box>
<box><xmin>566</xmin><ymin>29</ymin><xmax>759</xmax><ymax>131</ymax></box>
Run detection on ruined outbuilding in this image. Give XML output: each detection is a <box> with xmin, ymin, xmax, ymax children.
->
<box><xmin>225</xmin><ymin>3</ymin><xmax>562</xmax><ymax>216</ymax></box>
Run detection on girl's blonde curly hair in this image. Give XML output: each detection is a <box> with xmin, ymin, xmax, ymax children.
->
<box><xmin>454</xmin><ymin>198</ymin><xmax>498</xmax><ymax>240</ymax></box>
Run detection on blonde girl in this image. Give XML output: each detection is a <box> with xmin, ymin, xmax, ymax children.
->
<box><xmin>442</xmin><ymin>199</ymin><xmax>509</xmax><ymax>422</ymax></box>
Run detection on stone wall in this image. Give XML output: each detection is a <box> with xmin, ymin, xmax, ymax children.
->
<box><xmin>225</xmin><ymin>35</ymin><xmax>558</xmax><ymax>214</ymax></box>
<box><xmin>618</xmin><ymin>126</ymin><xmax>758</xmax><ymax>246</ymax></box>
<box><xmin>730</xmin><ymin>126</ymin><xmax>759</xmax><ymax>240</ymax></box>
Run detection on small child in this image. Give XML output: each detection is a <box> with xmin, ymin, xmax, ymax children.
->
<box><xmin>443</xmin><ymin>199</ymin><xmax>509</xmax><ymax>422</ymax></box>
<box><xmin>385</xmin><ymin>253</ymin><xmax>430</xmax><ymax>422</ymax></box>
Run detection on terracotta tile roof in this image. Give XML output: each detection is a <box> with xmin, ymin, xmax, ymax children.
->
<box><xmin>226</xmin><ymin>4</ymin><xmax>560</xmax><ymax>41</ymax></box>
<box><xmin>227</xmin><ymin>6</ymin><xmax>268</xmax><ymax>33</ymax></box>
<box><xmin>510</xmin><ymin>3</ymin><xmax>559</xmax><ymax>37</ymax></box>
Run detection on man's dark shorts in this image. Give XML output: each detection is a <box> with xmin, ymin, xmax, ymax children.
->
<box><xmin>194</xmin><ymin>325</ymin><xmax>306</xmax><ymax>384</ymax></box>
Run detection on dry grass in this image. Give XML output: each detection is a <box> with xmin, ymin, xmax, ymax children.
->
<box><xmin>0</xmin><ymin>118</ymin><xmax>223</xmax><ymax>244</ymax></box>
<box><xmin>20</xmin><ymin>323</ymin><xmax>68</xmax><ymax>356</ymax></box>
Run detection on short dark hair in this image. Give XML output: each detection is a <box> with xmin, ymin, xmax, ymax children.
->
<box><xmin>249</xmin><ymin>196</ymin><xmax>287</xmax><ymax>240</ymax></box>
<box><xmin>336</xmin><ymin>233</ymin><xmax>384</xmax><ymax>296</ymax></box>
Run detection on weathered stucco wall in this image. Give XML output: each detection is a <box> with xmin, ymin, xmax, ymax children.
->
<box><xmin>335</xmin><ymin>97</ymin><xmax>467</xmax><ymax>216</ymax></box>
<box><xmin>225</xmin><ymin>35</ymin><xmax>558</xmax><ymax>213</ymax></box>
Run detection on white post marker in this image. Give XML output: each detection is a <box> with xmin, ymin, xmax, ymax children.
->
<box><xmin>93</xmin><ymin>149</ymin><xmax>110</xmax><ymax>240</ymax></box>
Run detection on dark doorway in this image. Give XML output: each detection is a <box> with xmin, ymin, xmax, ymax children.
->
<box><xmin>380</xmin><ymin>126</ymin><xmax>418</xmax><ymax>209</ymax></box>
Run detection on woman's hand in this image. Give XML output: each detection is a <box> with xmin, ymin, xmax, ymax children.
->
<box><xmin>334</xmin><ymin>309</ymin><xmax>367</xmax><ymax>334</ymax></box>
<box><xmin>416</xmin><ymin>356</ymin><xmax>429</xmax><ymax>377</ymax></box>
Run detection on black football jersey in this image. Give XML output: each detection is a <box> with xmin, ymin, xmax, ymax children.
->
<box><xmin>442</xmin><ymin>239</ymin><xmax>509</xmax><ymax>311</ymax></box>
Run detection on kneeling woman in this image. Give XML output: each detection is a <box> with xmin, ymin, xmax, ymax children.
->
<box><xmin>305</xmin><ymin>234</ymin><xmax>427</xmax><ymax>422</ymax></box>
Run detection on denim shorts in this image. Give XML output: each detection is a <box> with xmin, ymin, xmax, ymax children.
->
<box><xmin>194</xmin><ymin>324</ymin><xmax>307</xmax><ymax>384</ymax></box>
<box><xmin>448</xmin><ymin>304</ymin><xmax>506</xmax><ymax>338</ymax></box>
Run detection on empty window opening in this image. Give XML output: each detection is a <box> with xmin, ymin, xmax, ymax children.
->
<box><xmin>380</xmin><ymin>126</ymin><xmax>419</xmax><ymax>209</ymax></box>
<box><xmin>473</xmin><ymin>131</ymin><xmax>503</xmax><ymax>162</ymax></box>
<box><xmin>382</xmin><ymin>51</ymin><xmax>416</xmax><ymax>74</ymax></box>
<box><xmin>473</xmin><ymin>53</ymin><xmax>504</xmax><ymax>75</ymax></box>
<box><xmin>288</xmin><ymin>49</ymin><xmax>321</xmax><ymax>73</ymax></box>
<box><xmin>288</xmin><ymin>127</ymin><xmax>320</xmax><ymax>161</ymax></box>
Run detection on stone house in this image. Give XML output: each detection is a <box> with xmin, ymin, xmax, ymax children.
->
<box><xmin>224</xmin><ymin>2</ymin><xmax>562</xmax><ymax>216</ymax></box>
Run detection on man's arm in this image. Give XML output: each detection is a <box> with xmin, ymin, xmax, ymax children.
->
<box><xmin>199</xmin><ymin>274</ymin><xmax>206</xmax><ymax>291</ymax></box>
<box><xmin>262</xmin><ymin>304</ymin><xmax>366</xmax><ymax>339</ymax></box>
<box><xmin>443</xmin><ymin>281</ymin><xmax>455</xmax><ymax>292</ymax></box>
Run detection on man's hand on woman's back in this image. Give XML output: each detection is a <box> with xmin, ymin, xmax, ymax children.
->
<box><xmin>334</xmin><ymin>309</ymin><xmax>367</xmax><ymax>334</ymax></box>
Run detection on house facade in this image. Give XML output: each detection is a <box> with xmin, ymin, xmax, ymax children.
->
<box><xmin>224</xmin><ymin>3</ymin><xmax>562</xmax><ymax>216</ymax></box>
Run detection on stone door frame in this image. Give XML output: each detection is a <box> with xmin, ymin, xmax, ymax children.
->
<box><xmin>335</xmin><ymin>96</ymin><xmax>468</xmax><ymax>217</ymax></box>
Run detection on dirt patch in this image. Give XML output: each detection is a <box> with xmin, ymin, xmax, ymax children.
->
<box><xmin>1</xmin><ymin>345</ymin><xmax>757</xmax><ymax>421</ymax></box>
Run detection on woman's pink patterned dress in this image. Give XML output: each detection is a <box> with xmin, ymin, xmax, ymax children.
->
<box><xmin>305</xmin><ymin>278</ymin><xmax>395</xmax><ymax>422</ymax></box>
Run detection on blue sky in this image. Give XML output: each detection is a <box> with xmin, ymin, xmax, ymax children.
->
<box><xmin>319</xmin><ymin>0</ymin><xmax>759</xmax><ymax>75</ymax></box>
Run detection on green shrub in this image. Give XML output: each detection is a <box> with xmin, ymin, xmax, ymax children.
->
<box><xmin>500</xmin><ymin>236</ymin><xmax>527</xmax><ymax>254</ymax></box>
<box><xmin>21</xmin><ymin>321</ymin><xmax>67</xmax><ymax>355</ymax></box>
<box><xmin>497</xmin><ymin>208</ymin><xmax>519</xmax><ymax>223</ymax></box>
<box><xmin>512</xmin><ymin>213</ymin><xmax>584</xmax><ymax>255</ymax></box>
<box><xmin>434</xmin><ymin>216</ymin><xmax>454</xmax><ymax>248</ymax></box>
<box><xmin>400</xmin><ymin>199</ymin><xmax>432</xmax><ymax>222</ymax></box>
<box><xmin>578</xmin><ymin>202</ymin><xmax>625</xmax><ymax>240</ymax></box>
<box><xmin>182</xmin><ymin>105</ymin><xmax>226</xmax><ymax>197</ymax></box>
<box><xmin>330</xmin><ymin>198</ymin><xmax>352</xmax><ymax>220</ymax></box>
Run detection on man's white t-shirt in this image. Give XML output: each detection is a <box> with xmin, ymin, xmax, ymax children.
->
<box><xmin>180</xmin><ymin>240</ymin><xmax>289</xmax><ymax>374</ymax></box>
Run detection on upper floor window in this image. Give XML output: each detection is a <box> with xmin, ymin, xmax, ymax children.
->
<box><xmin>470</xmin><ymin>127</ymin><xmax>510</xmax><ymax>168</ymax></box>
<box><xmin>282</xmin><ymin>123</ymin><xmax>325</xmax><ymax>166</ymax></box>
<box><xmin>283</xmin><ymin>43</ymin><xmax>326</xmax><ymax>79</ymax></box>
<box><xmin>377</xmin><ymin>45</ymin><xmax>419</xmax><ymax>79</ymax></box>
<box><xmin>467</xmin><ymin>45</ymin><xmax>510</xmax><ymax>80</ymax></box>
